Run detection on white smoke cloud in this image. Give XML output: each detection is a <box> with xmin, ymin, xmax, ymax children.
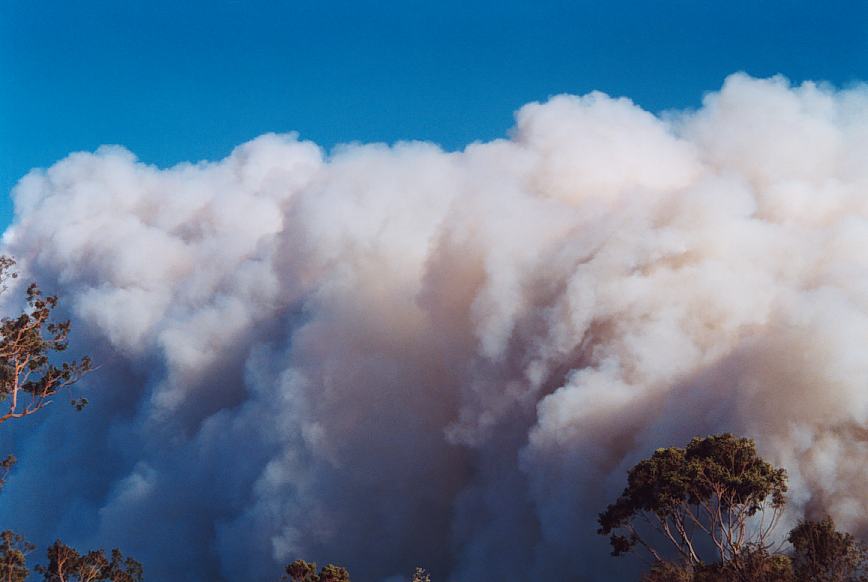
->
<box><xmin>0</xmin><ymin>73</ymin><xmax>866</xmax><ymax>580</ymax></box>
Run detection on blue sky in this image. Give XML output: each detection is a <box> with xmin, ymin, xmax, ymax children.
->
<box><xmin>2</xmin><ymin>0</ymin><xmax>867</xmax><ymax>227</ymax></box>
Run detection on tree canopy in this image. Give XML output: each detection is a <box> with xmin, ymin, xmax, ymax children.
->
<box><xmin>284</xmin><ymin>560</ymin><xmax>350</xmax><ymax>582</ymax></box>
<box><xmin>0</xmin><ymin>260</ymin><xmax>91</xmax><ymax>426</ymax></box>
<box><xmin>599</xmin><ymin>433</ymin><xmax>866</xmax><ymax>581</ymax></box>
<box><xmin>0</xmin><ymin>257</ymin><xmax>141</xmax><ymax>581</ymax></box>
<box><xmin>598</xmin><ymin>433</ymin><xmax>788</xmax><ymax>569</ymax></box>
<box><xmin>788</xmin><ymin>517</ymin><xmax>867</xmax><ymax>582</ymax></box>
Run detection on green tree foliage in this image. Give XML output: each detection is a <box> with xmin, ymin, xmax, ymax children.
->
<box><xmin>0</xmin><ymin>256</ymin><xmax>94</xmax><ymax>492</ymax></box>
<box><xmin>285</xmin><ymin>560</ymin><xmax>319</xmax><ymax>582</ymax></box>
<box><xmin>284</xmin><ymin>560</ymin><xmax>350</xmax><ymax>582</ymax></box>
<box><xmin>318</xmin><ymin>564</ymin><xmax>350</xmax><ymax>582</ymax></box>
<box><xmin>0</xmin><ymin>455</ymin><xmax>15</xmax><ymax>492</ymax></box>
<box><xmin>0</xmin><ymin>261</ymin><xmax>92</xmax><ymax>426</ymax></box>
<box><xmin>0</xmin><ymin>530</ymin><xmax>34</xmax><ymax>582</ymax></box>
<box><xmin>689</xmin><ymin>549</ymin><xmax>793</xmax><ymax>582</ymax></box>
<box><xmin>36</xmin><ymin>541</ymin><xmax>143</xmax><ymax>582</ymax></box>
<box><xmin>283</xmin><ymin>561</ymin><xmax>436</xmax><ymax>582</ymax></box>
<box><xmin>599</xmin><ymin>433</ymin><xmax>868</xmax><ymax>582</ymax></box>
<box><xmin>0</xmin><ymin>257</ymin><xmax>141</xmax><ymax>580</ymax></box>
<box><xmin>788</xmin><ymin>517</ymin><xmax>867</xmax><ymax>582</ymax></box>
<box><xmin>598</xmin><ymin>433</ymin><xmax>788</xmax><ymax>577</ymax></box>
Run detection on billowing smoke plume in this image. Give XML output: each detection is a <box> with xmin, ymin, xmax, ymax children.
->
<box><xmin>1</xmin><ymin>73</ymin><xmax>867</xmax><ymax>581</ymax></box>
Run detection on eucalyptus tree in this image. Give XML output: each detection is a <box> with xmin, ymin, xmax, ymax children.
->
<box><xmin>598</xmin><ymin>433</ymin><xmax>788</xmax><ymax>578</ymax></box>
<box><xmin>0</xmin><ymin>257</ymin><xmax>141</xmax><ymax>581</ymax></box>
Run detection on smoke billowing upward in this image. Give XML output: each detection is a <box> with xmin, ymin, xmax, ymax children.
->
<box><xmin>1</xmin><ymin>73</ymin><xmax>867</xmax><ymax>580</ymax></box>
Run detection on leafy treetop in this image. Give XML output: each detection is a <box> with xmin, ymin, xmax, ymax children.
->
<box><xmin>598</xmin><ymin>433</ymin><xmax>788</xmax><ymax>571</ymax></box>
<box><xmin>285</xmin><ymin>560</ymin><xmax>350</xmax><ymax>582</ymax></box>
<box><xmin>0</xmin><ymin>258</ymin><xmax>91</xmax><ymax>426</ymax></box>
<box><xmin>788</xmin><ymin>516</ymin><xmax>867</xmax><ymax>582</ymax></box>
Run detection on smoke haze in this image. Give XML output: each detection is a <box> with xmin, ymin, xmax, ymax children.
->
<box><xmin>1</xmin><ymin>73</ymin><xmax>867</xmax><ymax>580</ymax></box>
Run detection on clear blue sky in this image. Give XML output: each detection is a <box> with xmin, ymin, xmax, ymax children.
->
<box><xmin>2</xmin><ymin>0</ymin><xmax>867</xmax><ymax>227</ymax></box>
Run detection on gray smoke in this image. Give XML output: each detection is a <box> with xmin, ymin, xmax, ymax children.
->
<box><xmin>0</xmin><ymin>73</ymin><xmax>866</xmax><ymax>580</ymax></box>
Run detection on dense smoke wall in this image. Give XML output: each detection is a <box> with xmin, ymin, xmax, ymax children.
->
<box><xmin>0</xmin><ymin>73</ymin><xmax>867</xmax><ymax>580</ymax></box>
